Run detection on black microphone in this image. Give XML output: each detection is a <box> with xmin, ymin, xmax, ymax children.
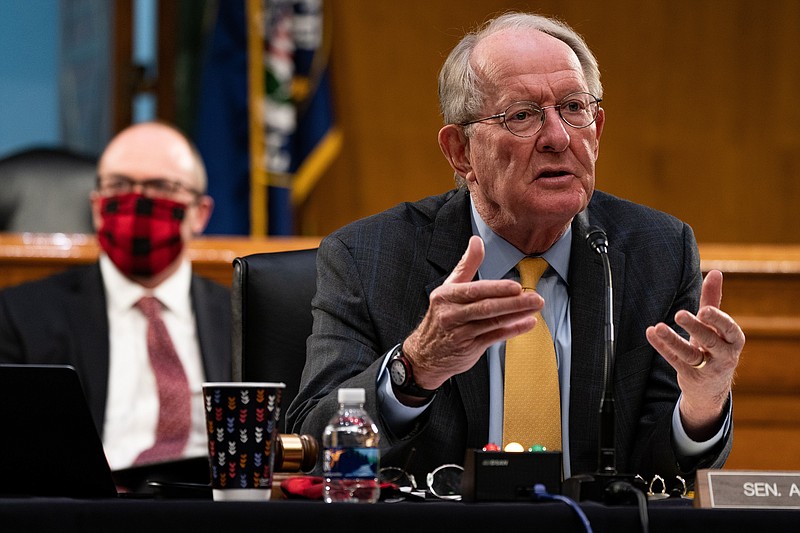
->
<box><xmin>586</xmin><ymin>227</ymin><xmax>616</xmax><ymax>475</ymax></box>
<box><xmin>586</xmin><ymin>227</ymin><xmax>609</xmax><ymax>255</ymax></box>
<box><xmin>561</xmin><ymin>227</ymin><xmax>646</xmax><ymax>503</ymax></box>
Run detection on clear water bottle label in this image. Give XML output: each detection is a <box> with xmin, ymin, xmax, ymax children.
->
<box><xmin>323</xmin><ymin>447</ymin><xmax>380</xmax><ymax>479</ymax></box>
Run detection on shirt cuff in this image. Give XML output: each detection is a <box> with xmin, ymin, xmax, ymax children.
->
<box><xmin>671</xmin><ymin>392</ymin><xmax>732</xmax><ymax>457</ymax></box>
<box><xmin>376</xmin><ymin>344</ymin><xmax>433</xmax><ymax>434</ymax></box>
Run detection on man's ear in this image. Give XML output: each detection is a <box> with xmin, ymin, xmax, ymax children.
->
<box><xmin>592</xmin><ymin>106</ymin><xmax>605</xmax><ymax>158</ymax></box>
<box><xmin>438</xmin><ymin>124</ymin><xmax>472</xmax><ymax>179</ymax></box>
<box><xmin>190</xmin><ymin>195</ymin><xmax>214</xmax><ymax>235</ymax></box>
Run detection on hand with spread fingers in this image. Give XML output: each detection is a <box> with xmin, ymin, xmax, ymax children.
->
<box><xmin>401</xmin><ymin>235</ymin><xmax>544</xmax><ymax>397</ymax></box>
<box><xmin>646</xmin><ymin>269</ymin><xmax>745</xmax><ymax>441</ymax></box>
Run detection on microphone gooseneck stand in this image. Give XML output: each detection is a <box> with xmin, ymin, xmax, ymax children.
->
<box><xmin>561</xmin><ymin>228</ymin><xmax>649</xmax><ymax>524</ymax></box>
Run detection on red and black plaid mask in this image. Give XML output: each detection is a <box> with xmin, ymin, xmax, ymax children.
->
<box><xmin>97</xmin><ymin>193</ymin><xmax>186</xmax><ymax>278</ymax></box>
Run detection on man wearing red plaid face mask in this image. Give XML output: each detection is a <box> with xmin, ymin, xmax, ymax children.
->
<box><xmin>0</xmin><ymin>122</ymin><xmax>231</xmax><ymax>485</ymax></box>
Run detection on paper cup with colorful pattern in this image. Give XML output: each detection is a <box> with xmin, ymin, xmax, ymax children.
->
<box><xmin>202</xmin><ymin>382</ymin><xmax>285</xmax><ymax>501</ymax></box>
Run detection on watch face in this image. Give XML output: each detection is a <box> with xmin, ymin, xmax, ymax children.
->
<box><xmin>390</xmin><ymin>358</ymin><xmax>407</xmax><ymax>386</ymax></box>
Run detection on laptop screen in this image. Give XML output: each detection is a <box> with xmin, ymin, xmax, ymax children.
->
<box><xmin>0</xmin><ymin>364</ymin><xmax>118</xmax><ymax>498</ymax></box>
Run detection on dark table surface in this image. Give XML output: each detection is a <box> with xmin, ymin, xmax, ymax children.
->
<box><xmin>0</xmin><ymin>495</ymin><xmax>797</xmax><ymax>533</ymax></box>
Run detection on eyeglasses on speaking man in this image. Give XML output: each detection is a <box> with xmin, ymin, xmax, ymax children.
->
<box><xmin>459</xmin><ymin>91</ymin><xmax>602</xmax><ymax>138</ymax></box>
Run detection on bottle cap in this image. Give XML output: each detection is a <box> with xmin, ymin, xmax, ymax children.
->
<box><xmin>338</xmin><ymin>387</ymin><xmax>365</xmax><ymax>404</ymax></box>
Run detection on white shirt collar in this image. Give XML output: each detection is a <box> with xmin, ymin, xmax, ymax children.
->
<box><xmin>99</xmin><ymin>254</ymin><xmax>193</xmax><ymax>318</ymax></box>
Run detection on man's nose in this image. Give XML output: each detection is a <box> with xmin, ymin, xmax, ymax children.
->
<box><xmin>535</xmin><ymin>107</ymin><xmax>570</xmax><ymax>152</ymax></box>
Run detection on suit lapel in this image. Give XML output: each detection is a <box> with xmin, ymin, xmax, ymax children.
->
<box><xmin>192</xmin><ymin>276</ymin><xmax>231</xmax><ymax>382</ymax></box>
<box><xmin>424</xmin><ymin>189</ymin><xmax>490</xmax><ymax>446</ymax></box>
<box><xmin>425</xmin><ymin>189</ymin><xmax>474</xmax><ymax>276</ymax></box>
<box><xmin>64</xmin><ymin>264</ymin><xmax>111</xmax><ymax>433</ymax></box>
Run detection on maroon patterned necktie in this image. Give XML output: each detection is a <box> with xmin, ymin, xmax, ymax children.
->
<box><xmin>133</xmin><ymin>296</ymin><xmax>191</xmax><ymax>465</ymax></box>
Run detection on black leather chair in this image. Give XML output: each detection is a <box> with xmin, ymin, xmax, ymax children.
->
<box><xmin>231</xmin><ymin>248</ymin><xmax>318</xmax><ymax>432</ymax></box>
<box><xmin>0</xmin><ymin>147</ymin><xmax>97</xmax><ymax>233</ymax></box>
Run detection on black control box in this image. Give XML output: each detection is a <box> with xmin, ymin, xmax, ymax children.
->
<box><xmin>461</xmin><ymin>449</ymin><xmax>562</xmax><ymax>502</ymax></box>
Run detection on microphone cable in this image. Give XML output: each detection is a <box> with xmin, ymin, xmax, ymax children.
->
<box><xmin>606</xmin><ymin>481</ymin><xmax>650</xmax><ymax>533</ymax></box>
<box><xmin>531</xmin><ymin>484</ymin><xmax>593</xmax><ymax>533</ymax></box>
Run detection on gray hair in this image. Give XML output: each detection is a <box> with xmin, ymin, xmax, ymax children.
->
<box><xmin>438</xmin><ymin>12</ymin><xmax>602</xmax><ymax>162</ymax></box>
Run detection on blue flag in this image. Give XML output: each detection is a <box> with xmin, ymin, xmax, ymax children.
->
<box><xmin>194</xmin><ymin>0</ymin><xmax>340</xmax><ymax>236</ymax></box>
<box><xmin>194</xmin><ymin>0</ymin><xmax>249</xmax><ymax>235</ymax></box>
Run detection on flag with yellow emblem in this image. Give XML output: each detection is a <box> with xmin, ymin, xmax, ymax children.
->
<box><xmin>195</xmin><ymin>0</ymin><xmax>340</xmax><ymax>235</ymax></box>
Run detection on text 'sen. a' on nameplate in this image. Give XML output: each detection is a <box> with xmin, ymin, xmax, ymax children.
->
<box><xmin>695</xmin><ymin>469</ymin><xmax>800</xmax><ymax>509</ymax></box>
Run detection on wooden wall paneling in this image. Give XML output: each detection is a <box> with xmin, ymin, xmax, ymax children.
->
<box><xmin>699</xmin><ymin>244</ymin><xmax>800</xmax><ymax>469</ymax></box>
<box><xmin>0</xmin><ymin>234</ymin><xmax>321</xmax><ymax>290</ymax></box>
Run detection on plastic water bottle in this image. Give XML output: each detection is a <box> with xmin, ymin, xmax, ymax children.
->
<box><xmin>322</xmin><ymin>388</ymin><xmax>380</xmax><ymax>503</ymax></box>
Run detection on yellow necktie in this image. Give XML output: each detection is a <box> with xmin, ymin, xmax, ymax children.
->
<box><xmin>502</xmin><ymin>257</ymin><xmax>562</xmax><ymax>451</ymax></box>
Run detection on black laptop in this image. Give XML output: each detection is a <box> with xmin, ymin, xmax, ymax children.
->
<box><xmin>0</xmin><ymin>364</ymin><xmax>119</xmax><ymax>498</ymax></box>
<box><xmin>0</xmin><ymin>363</ymin><xmax>214</xmax><ymax>499</ymax></box>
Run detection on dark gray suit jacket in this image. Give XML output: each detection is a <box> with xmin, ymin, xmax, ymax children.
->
<box><xmin>0</xmin><ymin>263</ymin><xmax>232</xmax><ymax>434</ymax></box>
<box><xmin>287</xmin><ymin>188</ymin><xmax>731</xmax><ymax>483</ymax></box>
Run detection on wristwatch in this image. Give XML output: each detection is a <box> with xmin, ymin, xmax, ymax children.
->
<box><xmin>389</xmin><ymin>347</ymin><xmax>438</xmax><ymax>399</ymax></box>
